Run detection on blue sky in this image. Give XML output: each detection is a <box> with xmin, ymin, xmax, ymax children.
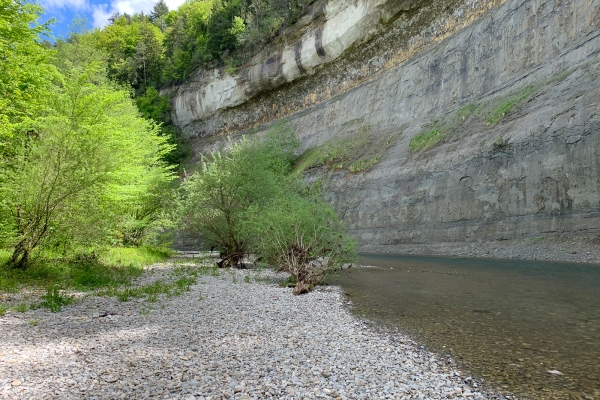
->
<box><xmin>38</xmin><ymin>0</ymin><xmax>186</xmax><ymax>40</ymax></box>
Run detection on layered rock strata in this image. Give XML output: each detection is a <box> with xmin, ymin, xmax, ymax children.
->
<box><xmin>173</xmin><ymin>0</ymin><xmax>600</xmax><ymax>248</ymax></box>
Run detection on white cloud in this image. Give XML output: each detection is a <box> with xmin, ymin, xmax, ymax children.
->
<box><xmin>164</xmin><ymin>0</ymin><xmax>185</xmax><ymax>11</ymax></box>
<box><xmin>91</xmin><ymin>4</ymin><xmax>113</xmax><ymax>28</ymax></box>
<box><xmin>92</xmin><ymin>0</ymin><xmax>186</xmax><ymax>28</ymax></box>
<box><xmin>40</xmin><ymin>0</ymin><xmax>89</xmax><ymax>10</ymax></box>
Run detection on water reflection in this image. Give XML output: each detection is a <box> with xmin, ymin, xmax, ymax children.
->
<box><xmin>329</xmin><ymin>254</ymin><xmax>600</xmax><ymax>400</ymax></box>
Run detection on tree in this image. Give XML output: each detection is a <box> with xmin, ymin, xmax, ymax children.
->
<box><xmin>92</xmin><ymin>15</ymin><xmax>164</xmax><ymax>91</ymax></box>
<box><xmin>150</xmin><ymin>0</ymin><xmax>169</xmax><ymax>31</ymax></box>
<box><xmin>179</xmin><ymin>135</ymin><xmax>290</xmax><ymax>266</ymax></box>
<box><xmin>0</xmin><ymin>63</ymin><xmax>173</xmax><ymax>269</ymax></box>
<box><xmin>179</xmin><ymin>125</ymin><xmax>356</xmax><ymax>293</ymax></box>
<box><xmin>0</xmin><ymin>0</ymin><xmax>55</xmax><ymax>144</ymax></box>
<box><xmin>248</xmin><ymin>185</ymin><xmax>357</xmax><ymax>294</ymax></box>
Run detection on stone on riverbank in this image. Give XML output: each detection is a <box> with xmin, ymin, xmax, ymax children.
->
<box><xmin>0</xmin><ymin>265</ymin><xmax>496</xmax><ymax>399</ymax></box>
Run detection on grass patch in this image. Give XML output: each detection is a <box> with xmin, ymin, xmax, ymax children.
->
<box><xmin>349</xmin><ymin>155</ymin><xmax>381</xmax><ymax>173</ymax></box>
<box><xmin>40</xmin><ymin>285</ymin><xmax>74</xmax><ymax>312</ymax></box>
<box><xmin>485</xmin><ymin>85</ymin><xmax>536</xmax><ymax>126</ymax></box>
<box><xmin>456</xmin><ymin>103</ymin><xmax>478</xmax><ymax>120</ymax></box>
<box><xmin>294</xmin><ymin>128</ymin><xmax>401</xmax><ymax>174</ymax></box>
<box><xmin>101</xmin><ymin>246</ymin><xmax>172</xmax><ymax>269</ymax></box>
<box><xmin>550</xmin><ymin>68</ymin><xmax>575</xmax><ymax>84</ymax></box>
<box><xmin>0</xmin><ymin>246</ymin><xmax>171</xmax><ymax>295</ymax></box>
<box><xmin>97</xmin><ymin>265</ymin><xmax>218</xmax><ymax>303</ymax></box>
<box><xmin>409</xmin><ymin>126</ymin><xmax>445</xmax><ymax>152</ymax></box>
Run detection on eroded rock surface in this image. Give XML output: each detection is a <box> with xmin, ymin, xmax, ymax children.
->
<box><xmin>173</xmin><ymin>0</ymin><xmax>600</xmax><ymax>249</ymax></box>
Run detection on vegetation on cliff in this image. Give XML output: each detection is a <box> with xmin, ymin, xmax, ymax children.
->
<box><xmin>294</xmin><ymin>120</ymin><xmax>402</xmax><ymax>173</ymax></box>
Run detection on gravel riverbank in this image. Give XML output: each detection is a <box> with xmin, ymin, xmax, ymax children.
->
<box><xmin>0</xmin><ymin>264</ymin><xmax>499</xmax><ymax>400</ymax></box>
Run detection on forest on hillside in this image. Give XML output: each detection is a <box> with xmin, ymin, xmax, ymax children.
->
<box><xmin>53</xmin><ymin>0</ymin><xmax>317</xmax><ymax>166</ymax></box>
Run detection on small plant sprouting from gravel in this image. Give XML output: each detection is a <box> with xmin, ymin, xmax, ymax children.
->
<box><xmin>28</xmin><ymin>316</ymin><xmax>39</xmax><ymax>326</ymax></box>
<box><xmin>97</xmin><ymin>265</ymin><xmax>215</xmax><ymax>303</ymax></box>
<box><xmin>244</xmin><ymin>274</ymin><xmax>250</xmax><ymax>283</ymax></box>
<box><xmin>40</xmin><ymin>285</ymin><xmax>74</xmax><ymax>312</ymax></box>
<box><xmin>0</xmin><ymin>303</ymin><xmax>7</xmax><ymax>316</ymax></box>
<box><xmin>139</xmin><ymin>306</ymin><xmax>151</xmax><ymax>315</ymax></box>
<box><xmin>14</xmin><ymin>303</ymin><xmax>28</xmax><ymax>313</ymax></box>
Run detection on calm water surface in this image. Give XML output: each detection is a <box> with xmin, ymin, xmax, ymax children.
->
<box><xmin>329</xmin><ymin>254</ymin><xmax>600</xmax><ymax>400</ymax></box>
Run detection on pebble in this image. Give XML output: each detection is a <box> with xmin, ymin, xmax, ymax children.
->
<box><xmin>0</xmin><ymin>266</ymin><xmax>492</xmax><ymax>399</ymax></box>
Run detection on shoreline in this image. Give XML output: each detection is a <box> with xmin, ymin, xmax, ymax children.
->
<box><xmin>0</xmin><ymin>264</ymin><xmax>503</xmax><ymax>399</ymax></box>
<box><xmin>360</xmin><ymin>234</ymin><xmax>600</xmax><ymax>265</ymax></box>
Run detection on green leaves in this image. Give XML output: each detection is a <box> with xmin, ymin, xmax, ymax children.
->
<box><xmin>0</xmin><ymin>6</ymin><xmax>175</xmax><ymax>268</ymax></box>
<box><xmin>179</xmin><ymin>126</ymin><xmax>356</xmax><ymax>293</ymax></box>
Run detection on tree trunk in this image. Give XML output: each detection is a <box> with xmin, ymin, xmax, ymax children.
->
<box><xmin>9</xmin><ymin>241</ymin><xmax>31</xmax><ymax>270</ymax></box>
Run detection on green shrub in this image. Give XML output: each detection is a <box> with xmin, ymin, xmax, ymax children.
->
<box><xmin>180</xmin><ymin>127</ymin><xmax>299</xmax><ymax>267</ymax></box>
<box><xmin>179</xmin><ymin>124</ymin><xmax>356</xmax><ymax>294</ymax></box>
<box><xmin>248</xmin><ymin>187</ymin><xmax>356</xmax><ymax>295</ymax></box>
<box><xmin>486</xmin><ymin>85</ymin><xmax>536</xmax><ymax>126</ymax></box>
<box><xmin>40</xmin><ymin>285</ymin><xmax>73</xmax><ymax>312</ymax></box>
<box><xmin>409</xmin><ymin>127</ymin><xmax>445</xmax><ymax>152</ymax></box>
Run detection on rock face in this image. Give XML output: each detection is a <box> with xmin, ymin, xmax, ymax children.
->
<box><xmin>172</xmin><ymin>0</ymin><xmax>600</xmax><ymax>249</ymax></box>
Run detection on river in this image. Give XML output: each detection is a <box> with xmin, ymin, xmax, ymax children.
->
<box><xmin>329</xmin><ymin>254</ymin><xmax>600</xmax><ymax>400</ymax></box>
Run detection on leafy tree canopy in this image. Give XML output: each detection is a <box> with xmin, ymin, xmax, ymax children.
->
<box><xmin>0</xmin><ymin>1</ymin><xmax>174</xmax><ymax>269</ymax></box>
<box><xmin>179</xmin><ymin>125</ymin><xmax>356</xmax><ymax>293</ymax></box>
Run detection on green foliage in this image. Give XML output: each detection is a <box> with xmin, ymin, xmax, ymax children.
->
<box><xmin>248</xmin><ymin>186</ymin><xmax>357</xmax><ymax>295</ymax></box>
<box><xmin>53</xmin><ymin>32</ymin><xmax>108</xmax><ymax>75</ymax></box>
<box><xmin>295</xmin><ymin>128</ymin><xmax>400</xmax><ymax>173</ymax></box>
<box><xmin>135</xmin><ymin>87</ymin><xmax>191</xmax><ymax>167</ymax></box>
<box><xmin>180</xmin><ymin>123</ymin><xmax>355</xmax><ymax>293</ymax></box>
<box><xmin>409</xmin><ymin>126</ymin><xmax>445</xmax><ymax>152</ymax></box>
<box><xmin>40</xmin><ymin>285</ymin><xmax>74</xmax><ymax>312</ymax></box>
<box><xmin>493</xmin><ymin>135</ymin><xmax>509</xmax><ymax>150</ymax></box>
<box><xmin>0</xmin><ymin>246</ymin><xmax>168</xmax><ymax>295</ymax></box>
<box><xmin>0</xmin><ymin>303</ymin><xmax>6</xmax><ymax>316</ymax></box>
<box><xmin>456</xmin><ymin>103</ymin><xmax>478</xmax><ymax>120</ymax></box>
<box><xmin>93</xmin><ymin>15</ymin><xmax>165</xmax><ymax>92</ymax></box>
<box><xmin>159</xmin><ymin>0</ymin><xmax>315</xmax><ymax>84</ymax></box>
<box><xmin>0</xmin><ymin>61</ymin><xmax>174</xmax><ymax>268</ymax></box>
<box><xmin>485</xmin><ymin>85</ymin><xmax>536</xmax><ymax>126</ymax></box>
<box><xmin>98</xmin><ymin>264</ymin><xmax>211</xmax><ymax>302</ymax></box>
<box><xmin>136</xmin><ymin>86</ymin><xmax>171</xmax><ymax>123</ymax></box>
<box><xmin>180</xmin><ymin>129</ymin><xmax>299</xmax><ymax>266</ymax></box>
<box><xmin>349</xmin><ymin>155</ymin><xmax>381</xmax><ymax>173</ymax></box>
<box><xmin>0</xmin><ymin>0</ymin><xmax>55</xmax><ymax>127</ymax></box>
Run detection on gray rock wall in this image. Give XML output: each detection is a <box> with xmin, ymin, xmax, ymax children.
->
<box><xmin>177</xmin><ymin>0</ymin><xmax>600</xmax><ymax>249</ymax></box>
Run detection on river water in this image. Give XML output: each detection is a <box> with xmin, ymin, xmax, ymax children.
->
<box><xmin>329</xmin><ymin>254</ymin><xmax>600</xmax><ymax>400</ymax></box>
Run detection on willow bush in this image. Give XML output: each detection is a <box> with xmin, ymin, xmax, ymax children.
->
<box><xmin>179</xmin><ymin>130</ymin><xmax>356</xmax><ymax>293</ymax></box>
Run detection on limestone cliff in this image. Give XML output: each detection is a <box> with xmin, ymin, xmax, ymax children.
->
<box><xmin>171</xmin><ymin>0</ymin><xmax>600</xmax><ymax>249</ymax></box>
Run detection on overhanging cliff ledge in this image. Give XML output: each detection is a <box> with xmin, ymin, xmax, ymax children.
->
<box><xmin>171</xmin><ymin>0</ymin><xmax>600</xmax><ymax>249</ymax></box>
